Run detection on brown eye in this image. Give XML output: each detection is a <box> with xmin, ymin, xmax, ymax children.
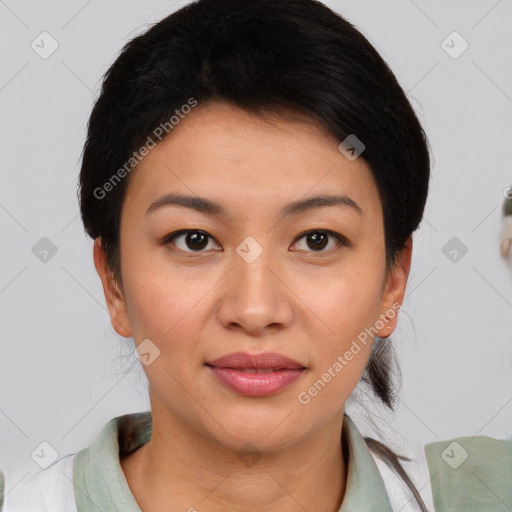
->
<box><xmin>292</xmin><ymin>230</ymin><xmax>347</xmax><ymax>253</ymax></box>
<box><xmin>163</xmin><ymin>230</ymin><xmax>219</xmax><ymax>253</ymax></box>
<box><xmin>306</xmin><ymin>232</ymin><xmax>328</xmax><ymax>250</ymax></box>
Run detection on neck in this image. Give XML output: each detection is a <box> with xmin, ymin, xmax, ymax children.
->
<box><xmin>121</xmin><ymin>400</ymin><xmax>347</xmax><ymax>512</ymax></box>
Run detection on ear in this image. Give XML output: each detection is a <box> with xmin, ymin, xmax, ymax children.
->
<box><xmin>376</xmin><ymin>235</ymin><xmax>413</xmax><ymax>338</ymax></box>
<box><xmin>93</xmin><ymin>238</ymin><xmax>132</xmax><ymax>338</ymax></box>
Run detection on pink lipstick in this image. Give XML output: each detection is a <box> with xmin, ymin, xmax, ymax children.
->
<box><xmin>205</xmin><ymin>352</ymin><xmax>306</xmax><ymax>397</ymax></box>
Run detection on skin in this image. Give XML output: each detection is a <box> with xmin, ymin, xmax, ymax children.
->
<box><xmin>94</xmin><ymin>100</ymin><xmax>412</xmax><ymax>512</ymax></box>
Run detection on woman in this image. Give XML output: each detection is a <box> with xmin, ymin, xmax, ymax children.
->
<box><xmin>1</xmin><ymin>0</ymin><xmax>511</xmax><ymax>510</ymax></box>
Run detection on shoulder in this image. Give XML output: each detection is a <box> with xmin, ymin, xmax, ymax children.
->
<box><xmin>0</xmin><ymin>455</ymin><xmax>76</xmax><ymax>512</ymax></box>
<box><xmin>425</xmin><ymin>434</ymin><xmax>512</xmax><ymax>511</ymax></box>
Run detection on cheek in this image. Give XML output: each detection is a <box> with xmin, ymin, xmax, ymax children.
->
<box><xmin>122</xmin><ymin>264</ymin><xmax>204</xmax><ymax>347</ymax></box>
<box><xmin>303</xmin><ymin>270</ymin><xmax>383</xmax><ymax>397</ymax></box>
<box><xmin>312</xmin><ymin>266</ymin><xmax>384</xmax><ymax>340</ymax></box>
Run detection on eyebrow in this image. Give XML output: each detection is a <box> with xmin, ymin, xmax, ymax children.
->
<box><xmin>145</xmin><ymin>193</ymin><xmax>363</xmax><ymax>217</ymax></box>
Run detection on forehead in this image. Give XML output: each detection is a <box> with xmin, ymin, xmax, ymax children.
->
<box><xmin>124</xmin><ymin>101</ymin><xmax>381</xmax><ymax>220</ymax></box>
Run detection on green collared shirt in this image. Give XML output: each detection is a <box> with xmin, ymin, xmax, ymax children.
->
<box><xmin>1</xmin><ymin>411</ymin><xmax>512</xmax><ymax>511</ymax></box>
<box><xmin>0</xmin><ymin>412</ymin><xmax>406</xmax><ymax>511</ymax></box>
<box><xmin>72</xmin><ymin>412</ymin><xmax>395</xmax><ymax>511</ymax></box>
<box><xmin>424</xmin><ymin>434</ymin><xmax>512</xmax><ymax>511</ymax></box>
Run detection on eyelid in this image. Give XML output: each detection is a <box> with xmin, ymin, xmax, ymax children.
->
<box><xmin>291</xmin><ymin>229</ymin><xmax>349</xmax><ymax>252</ymax></box>
<box><xmin>161</xmin><ymin>228</ymin><xmax>349</xmax><ymax>254</ymax></box>
<box><xmin>160</xmin><ymin>229</ymin><xmax>221</xmax><ymax>252</ymax></box>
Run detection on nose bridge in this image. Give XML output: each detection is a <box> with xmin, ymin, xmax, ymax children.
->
<box><xmin>233</xmin><ymin>238</ymin><xmax>278</xmax><ymax>305</ymax></box>
<box><xmin>216</xmin><ymin>236</ymin><xmax>292</xmax><ymax>334</ymax></box>
<box><xmin>237</xmin><ymin>241</ymin><xmax>274</xmax><ymax>289</ymax></box>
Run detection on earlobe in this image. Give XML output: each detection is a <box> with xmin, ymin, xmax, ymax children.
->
<box><xmin>93</xmin><ymin>238</ymin><xmax>132</xmax><ymax>338</ymax></box>
<box><xmin>377</xmin><ymin>236</ymin><xmax>413</xmax><ymax>338</ymax></box>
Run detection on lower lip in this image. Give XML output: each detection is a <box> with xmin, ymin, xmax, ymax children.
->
<box><xmin>207</xmin><ymin>366</ymin><xmax>305</xmax><ymax>397</ymax></box>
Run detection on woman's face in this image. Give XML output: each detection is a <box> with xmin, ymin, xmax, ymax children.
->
<box><xmin>95</xmin><ymin>100</ymin><xmax>411</xmax><ymax>452</ymax></box>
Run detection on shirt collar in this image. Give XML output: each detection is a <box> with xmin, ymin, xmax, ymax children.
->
<box><xmin>74</xmin><ymin>411</ymin><xmax>393</xmax><ymax>511</ymax></box>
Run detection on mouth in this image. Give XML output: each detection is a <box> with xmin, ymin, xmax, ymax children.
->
<box><xmin>212</xmin><ymin>368</ymin><xmax>288</xmax><ymax>373</ymax></box>
<box><xmin>205</xmin><ymin>351</ymin><xmax>306</xmax><ymax>371</ymax></box>
<box><xmin>205</xmin><ymin>352</ymin><xmax>307</xmax><ymax>397</ymax></box>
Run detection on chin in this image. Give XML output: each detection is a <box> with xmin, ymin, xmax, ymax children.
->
<box><xmin>200</xmin><ymin>410</ymin><xmax>309</xmax><ymax>453</ymax></box>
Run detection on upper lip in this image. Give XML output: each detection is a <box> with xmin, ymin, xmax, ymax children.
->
<box><xmin>205</xmin><ymin>352</ymin><xmax>306</xmax><ymax>370</ymax></box>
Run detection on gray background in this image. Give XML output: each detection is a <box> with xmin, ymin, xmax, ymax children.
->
<box><xmin>1</xmin><ymin>0</ymin><xmax>512</xmax><ymax>492</ymax></box>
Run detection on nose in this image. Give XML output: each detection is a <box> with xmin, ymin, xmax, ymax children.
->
<box><xmin>215</xmin><ymin>245</ymin><xmax>294</xmax><ymax>337</ymax></box>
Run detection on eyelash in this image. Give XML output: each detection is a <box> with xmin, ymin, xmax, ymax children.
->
<box><xmin>160</xmin><ymin>229</ymin><xmax>349</xmax><ymax>256</ymax></box>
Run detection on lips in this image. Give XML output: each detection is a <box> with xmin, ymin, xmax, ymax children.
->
<box><xmin>205</xmin><ymin>352</ymin><xmax>306</xmax><ymax>370</ymax></box>
<box><xmin>205</xmin><ymin>352</ymin><xmax>307</xmax><ymax>397</ymax></box>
